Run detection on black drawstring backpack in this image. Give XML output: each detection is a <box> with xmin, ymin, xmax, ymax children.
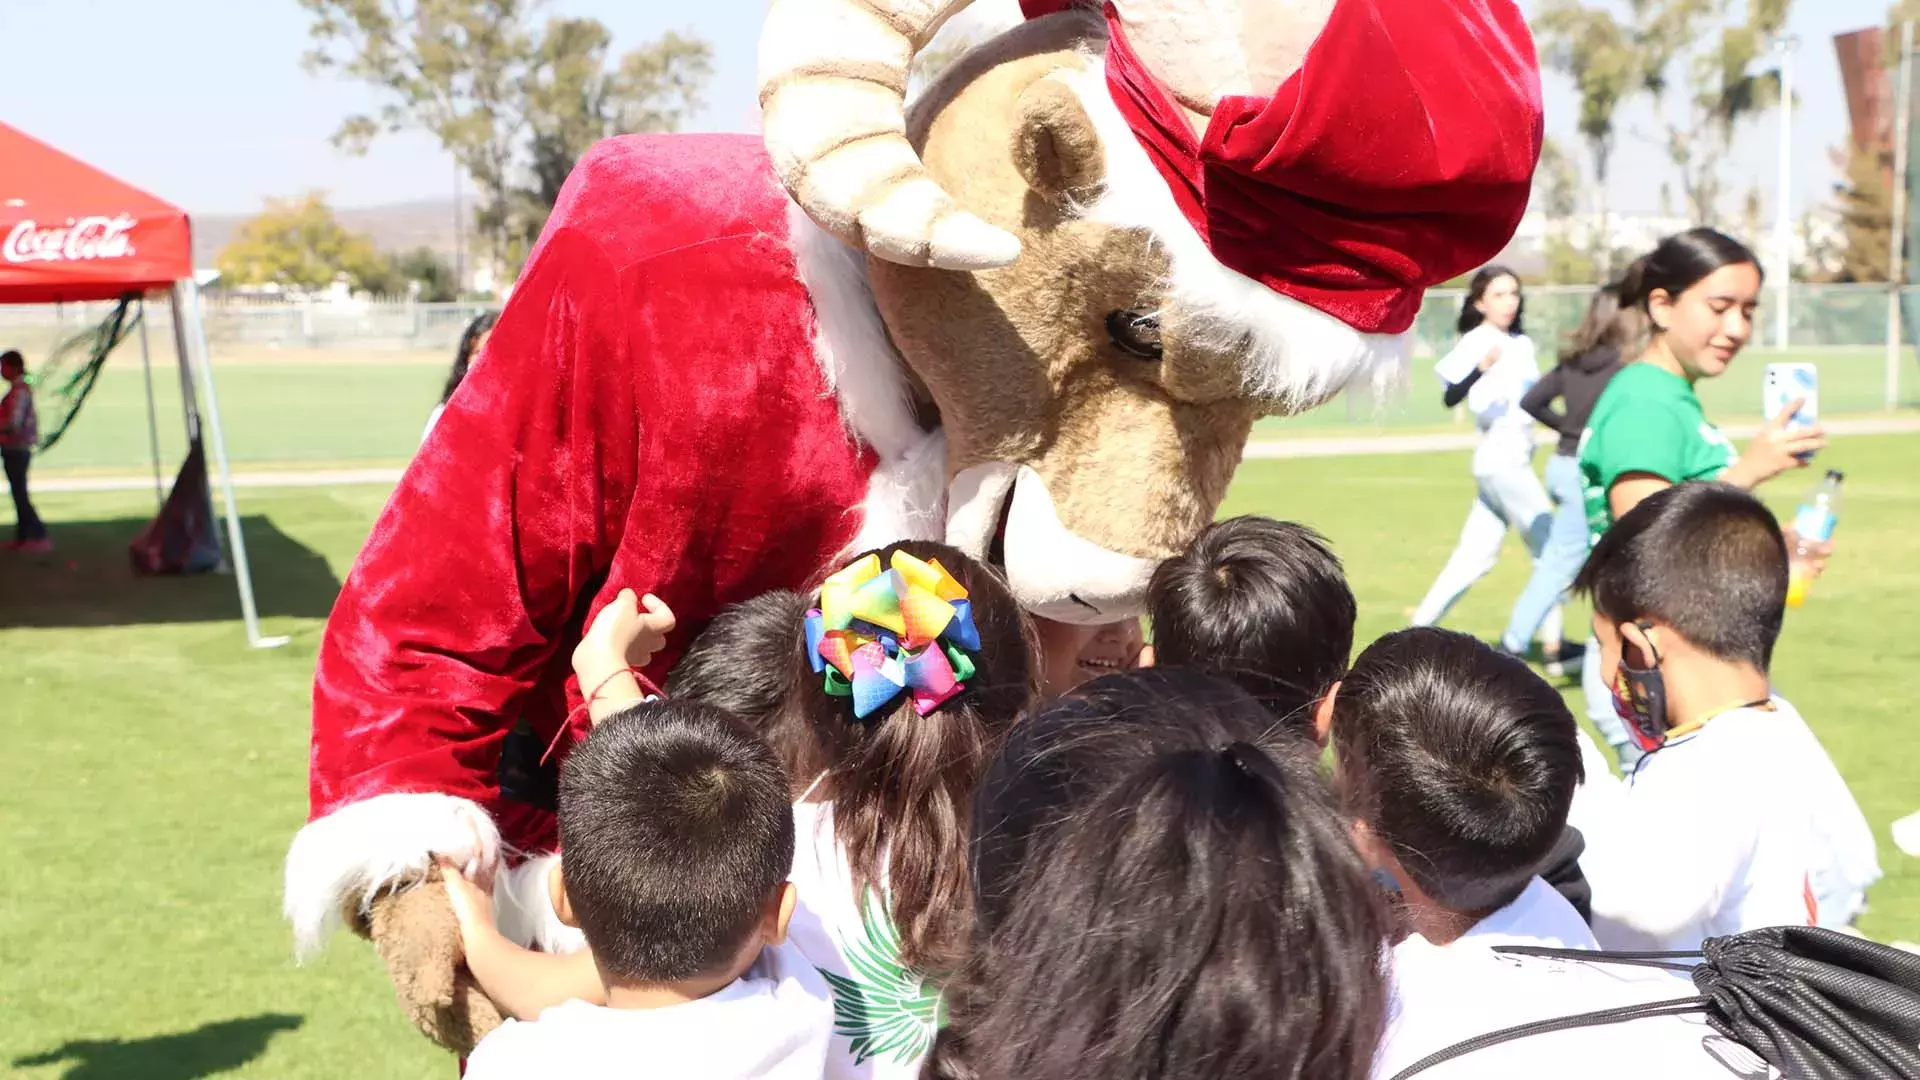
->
<box><xmin>1391</xmin><ymin>926</ymin><xmax>1920</xmax><ymax>1080</ymax></box>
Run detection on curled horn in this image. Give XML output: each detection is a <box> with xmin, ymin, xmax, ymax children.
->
<box><xmin>758</xmin><ymin>0</ymin><xmax>1023</xmax><ymax>270</ymax></box>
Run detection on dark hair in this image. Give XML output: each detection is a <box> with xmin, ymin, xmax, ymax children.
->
<box><xmin>933</xmin><ymin>668</ymin><xmax>1389</xmax><ymax>1080</ymax></box>
<box><xmin>1574</xmin><ymin>482</ymin><xmax>1788</xmax><ymax>670</ymax></box>
<box><xmin>441</xmin><ymin>311</ymin><xmax>499</xmax><ymax>405</ymax></box>
<box><xmin>1618</xmin><ymin>228</ymin><xmax>1762</xmax><ymax>320</ymax></box>
<box><xmin>1558</xmin><ymin>282</ymin><xmax>1645</xmax><ymax>367</ymax></box>
<box><xmin>0</xmin><ymin>349</ymin><xmax>22</xmax><ymax>374</ymax></box>
<box><xmin>1331</xmin><ymin>627</ymin><xmax>1584</xmax><ymax>916</ymax></box>
<box><xmin>1146</xmin><ymin>516</ymin><xmax>1354</xmax><ymax>729</ymax></box>
<box><xmin>1456</xmin><ymin>265</ymin><xmax>1524</xmax><ymax>336</ymax></box>
<box><xmin>557</xmin><ymin>700</ymin><xmax>794</xmax><ymax>984</ymax></box>
<box><xmin>760</xmin><ymin>541</ymin><xmax>1036</xmax><ymax>975</ymax></box>
<box><xmin>668</xmin><ymin>589</ymin><xmax>810</xmax><ymax>723</ymax></box>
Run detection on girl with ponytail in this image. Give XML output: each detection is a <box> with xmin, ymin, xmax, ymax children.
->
<box><xmin>673</xmin><ymin>541</ymin><xmax>1038</xmax><ymax>1080</ymax></box>
<box><xmin>931</xmin><ymin>668</ymin><xmax>1390</xmax><ymax>1080</ymax></box>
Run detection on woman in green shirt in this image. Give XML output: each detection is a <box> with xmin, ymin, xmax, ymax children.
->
<box><xmin>1576</xmin><ymin>228</ymin><xmax>1824</xmax><ymax>767</ymax></box>
<box><xmin>1580</xmin><ymin>229</ymin><xmax>1824</xmax><ymax>533</ymax></box>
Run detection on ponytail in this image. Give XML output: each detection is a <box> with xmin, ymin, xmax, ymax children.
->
<box><xmin>939</xmin><ymin>669</ymin><xmax>1391</xmax><ymax>1080</ymax></box>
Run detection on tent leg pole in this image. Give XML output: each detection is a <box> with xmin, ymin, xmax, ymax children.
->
<box><xmin>136</xmin><ymin>298</ymin><xmax>164</xmax><ymax>510</ymax></box>
<box><xmin>172</xmin><ymin>281</ymin><xmax>287</xmax><ymax>650</ymax></box>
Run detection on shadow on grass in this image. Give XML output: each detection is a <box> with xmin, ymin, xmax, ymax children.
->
<box><xmin>0</xmin><ymin>516</ymin><xmax>341</xmax><ymax>629</ymax></box>
<box><xmin>12</xmin><ymin>1014</ymin><xmax>304</xmax><ymax>1080</ymax></box>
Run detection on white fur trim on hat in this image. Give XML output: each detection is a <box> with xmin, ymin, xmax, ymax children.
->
<box><xmin>1055</xmin><ymin>60</ymin><xmax>1409</xmax><ymax>413</ymax></box>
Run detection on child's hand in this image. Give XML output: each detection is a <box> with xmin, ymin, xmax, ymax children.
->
<box><xmin>437</xmin><ymin>861</ymin><xmax>500</xmax><ymax>959</ymax></box>
<box><xmin>572</xmin><ymin>588</ymin><xmax>675</xmax><ymax>690</ymax></box>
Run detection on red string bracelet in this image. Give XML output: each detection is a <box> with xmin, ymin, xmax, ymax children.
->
<box><xmin>540</xmin><ymin>667</ymin><xmax>668</xmax><ymax>766</ymax></box>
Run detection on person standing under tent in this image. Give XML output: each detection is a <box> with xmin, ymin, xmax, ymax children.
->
<box><xmin>1496</xmin><ymin>284</ymin><xmax>1639</xmax><ymax>668</ymax></box>
<box><xmin>1410</xmin><ymin>268</ymin><xmax>1568</xmax><ymax>663</ymax></box>
<box><xmin>1</xmin><ymin>349</ymin><xmax>49</xmax><ymax>553</ymax></box>
<box><xmin>421</xmin><ymin>310</ymin><xmax>498</xmax><ymax>444</ymax></box>
<box><xmin>1573</xmin><ymin>228</ymin><xmax>1826</xmax><ymax>771</ymax></box>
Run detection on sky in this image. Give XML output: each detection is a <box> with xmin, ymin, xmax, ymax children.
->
<box><xmin>0</xmin><ymin>0</ymin><xmax>1904</xmax><ymax>222</ymax></box>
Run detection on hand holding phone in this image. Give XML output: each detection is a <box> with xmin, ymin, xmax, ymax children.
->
<box><xmin>1763</xmin><ymin>363</ymin><xmax>1820</xmax><ymax>462</ymax></box>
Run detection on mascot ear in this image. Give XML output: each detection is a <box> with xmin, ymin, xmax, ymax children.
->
<box><xmin>1013</xmin><ymin>77</ymin><xmax>1105</xmax><ymax>199</ymax></box>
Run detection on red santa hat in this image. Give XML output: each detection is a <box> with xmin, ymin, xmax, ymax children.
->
<box><xmin>1021</xmin><ymin>0</ymin><xmax>1543</xmax><ymax>335</ymax></box>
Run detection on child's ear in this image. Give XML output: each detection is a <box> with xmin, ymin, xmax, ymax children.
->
<box><xmin>549</xmin><ymin>859</ymin><xmax>578</xmax><ymax>929</ymax></box>
<box><xmin>1313</xmin><ymin>681</ymin><xmax>1341</xmax><ymax>748</ymax></box>
<box><xmin>1135</xmin><ymin>643</ymin><xmax>1156</xmax><ymax>669</ymax></box>
<box><xmin>765</xmin><ymin>882</ymin><xmax>798</xmax><ymax>946</ymax></box>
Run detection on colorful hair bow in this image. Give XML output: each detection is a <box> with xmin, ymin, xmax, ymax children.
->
<box><xmin>804</xmin><ymin>551</ymin><xmax>981</xmax><ymax>721</ymax></box>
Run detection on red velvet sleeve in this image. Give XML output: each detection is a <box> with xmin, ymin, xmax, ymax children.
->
<box><xmin>307</xmin><ymin>228</ymin><xmax>638</xmax><ymax>820</ymax></box>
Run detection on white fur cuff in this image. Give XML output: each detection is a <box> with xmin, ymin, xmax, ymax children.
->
<box><xmin>283</xmin><ymin>791</ymin><xmax>502</xmax><ymax>961</ymax></box>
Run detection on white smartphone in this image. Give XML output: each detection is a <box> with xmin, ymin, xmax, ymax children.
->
<box><xmin>1763</xmin><ymin>362</ymin><xmax>1819</xmax><ymax>460</ymax></box>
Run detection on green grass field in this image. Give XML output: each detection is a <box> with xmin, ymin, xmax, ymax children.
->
<box><xmin>1</xmin><ymin>436</ymin><xmax>1915</xmax><ymax>1078</ymax></box>
<box><xmin>25</xmin><ymin>345</ymin><xmax>1920</xmax><ymax>477</ymax></box>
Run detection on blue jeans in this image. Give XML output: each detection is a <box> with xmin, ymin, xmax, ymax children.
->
<box><xmin>1501</xmin><ymin>454</ymin><xmax>1588</xmax><ymax>652</ymax></box>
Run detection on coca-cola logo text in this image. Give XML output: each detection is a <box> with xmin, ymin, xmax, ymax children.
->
<box><xmin>3</xmin><ymin>215</ymin><xmax>139</xmax><ymax>264</ymax></box>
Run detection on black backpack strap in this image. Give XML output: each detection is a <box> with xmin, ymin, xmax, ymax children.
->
<box><xmin>1387</xmin><ymin>995</ymin><xmax>1711</xmax><ymax>1079</ymax></box>
<box><xmin>1497</xmin><ymin>943</ymin><xmax>1704</xmax><ymax>973</ymax></box>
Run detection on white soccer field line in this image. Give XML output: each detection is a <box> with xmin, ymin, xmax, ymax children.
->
<box><xmin>38</xmin><ymin>416</ymin><xmax>1920</xmax><ymax>494</ymax></box>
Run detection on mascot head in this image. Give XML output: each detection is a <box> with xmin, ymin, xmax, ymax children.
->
<box><xmin>760</xmin><ymin>0</ymin><xmax>1543</xmax><ymax>622</ymax></box>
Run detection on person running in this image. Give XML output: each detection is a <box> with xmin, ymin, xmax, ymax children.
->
<box><xmin>1</xmin><ymin>349</ymin><xmax>49</xmax><ymax>553</ymax></box>
<box><xmin>1411</xmin><ymin>267</ymin><xmax>1558</xmax><ymax>655</ymax></box>
<box><xmin>1496</xmin><ymin>283</ymin><xmax>1639</xmax><ymax>666</ymax></box>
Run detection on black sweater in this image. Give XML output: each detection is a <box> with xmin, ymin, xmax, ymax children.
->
<box><xmin>1521</xmin><ymin>345</ymin><xmax>1626</xmax><ymax>456</ymax></box>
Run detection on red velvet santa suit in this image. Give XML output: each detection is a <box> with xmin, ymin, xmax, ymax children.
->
<box><xmin>287</xmin><ymin>134</ymin><xmax>899</xmax><ymax>951</ymax></box>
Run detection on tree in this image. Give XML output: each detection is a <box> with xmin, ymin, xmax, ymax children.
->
<box><xmin>298</xmin><ymin>1</ymin><xmax>713</xmax><ymax>278</ymax></box>
<box><xmin>390</xmin><ymin>247</ymin><xmax>461</xmax><ymax>300</ymax></box>
<box><xmin>1639</xmin><ymin>0</ymin><xmax>1791</xmax><ymax>227</ymax></box>
<box><xmin>1534</xmin><ymin>1</ymin><xmax>1638</xmax><ymax>274</ymax></box>
<box><xmin>216</xmin><ymin>193</ymin><xmax>390</xmax><ymax>294</ymax></box>
<box><xmin>1830</xmin><ymin>143</ymin><xmax>1894</xmax><ymax>281</ymax></box>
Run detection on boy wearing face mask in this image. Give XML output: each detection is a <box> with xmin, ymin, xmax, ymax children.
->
<box><xmin>1569</xmin><ymin>483</ymin><xmax>1878</xmax><ymax>950</ymax></box>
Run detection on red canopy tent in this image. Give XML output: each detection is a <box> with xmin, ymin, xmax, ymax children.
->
<box><xmin>0</xmin><ymin>122</ymin><xmax>280</xmax><ymax>647</ymax></box>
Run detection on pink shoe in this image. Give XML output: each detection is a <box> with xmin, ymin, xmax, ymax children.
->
<box><xmin>15</xmin><ymin>538</ymin><xmax>52</xmax><ymax>554</ymax></box>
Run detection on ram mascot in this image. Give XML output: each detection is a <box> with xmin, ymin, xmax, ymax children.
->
<box><xmin>285</xmin><ymin>0</ymin><xmax>1543</xmax><ymax>1055</ymax></box>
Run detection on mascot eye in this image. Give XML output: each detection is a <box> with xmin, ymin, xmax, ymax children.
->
<box><xmin>1106</xmin><ymin>310</ymin><xmax>1163</xmax><ymax>361</ymax></box>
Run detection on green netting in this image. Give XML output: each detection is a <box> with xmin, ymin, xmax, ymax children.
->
<box><xmin>34</xmin><ymin>294</ymin><xmax>139</xmax><ymax>452</ymax></box>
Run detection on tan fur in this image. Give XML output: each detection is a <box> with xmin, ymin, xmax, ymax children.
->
<box><xmin>363</xmin><ymin>880</ymin><xmax>504</xmax><ymax>1056</ymax></box>
<box><xmin>866</xmin><ymin>12</ymin><xmax>1254</xmax><ymax>560</ymax></box>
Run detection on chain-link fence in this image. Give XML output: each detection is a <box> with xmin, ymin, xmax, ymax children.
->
<box><xmin>0</xmin><ymin>286</ymin><xmax>1912</xmax><ymax>476</ymax></box>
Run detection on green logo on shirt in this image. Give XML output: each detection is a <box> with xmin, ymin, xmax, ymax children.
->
<box><xmin>817</xmin><ymin>893</ymin><xmax>943</xmax><ymax>1065</ymax></box>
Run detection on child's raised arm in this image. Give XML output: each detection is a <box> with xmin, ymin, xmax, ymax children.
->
<box><xmin>571</xmin><ymin>589</ymin><xmax>676</xmax><ymax>724</ymax></box>
<box><xmin>438</xmin><ymin>863</ymin><xmax>607</xmax><ymax>1019</ymax></box>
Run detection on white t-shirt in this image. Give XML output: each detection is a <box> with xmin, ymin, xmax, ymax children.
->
<box><xmin>462</xmin><ymin>940</ymin><xmax>832</xmax><ymax>1080</ymax></box>
<box><xmin>788</xmin><ymin>800</ymin><xmax>943</xmax><ymax>1080</ymax></box>
<box><xmin>1578</xmin><ymin>696</ymin><xmax>1879</xmax><ymax>951</ymax></box>
<box><xmin>1464</xmin><ymin>875</ymin><xmax>1601</xmax><ymax>950</ymax></box>
<box><xmin>1434</xmin><ymin>324</ymin><xmax>1540</xmax><ymax>475</ymax></box>
<box><xmin>1378</xmin><ymin>936</ymin><xmax>1774</xmax><ymax>1079</ymax></box>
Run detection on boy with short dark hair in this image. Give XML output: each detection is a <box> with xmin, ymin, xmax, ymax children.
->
<box><xmin>1145</xmin><ymin>515</ymin><xmax>1355</xmax><ymax>735</ymax></box>
<box><xmin>1572</xmin><ymin>482</ymin><xmax>1878</xmax><ymax>949</ymax></box>
<box><xmin>1</xmin><ymin>349</ymin><xmax>49</xmax><ymax>553</ymax></box>
<box><xmin>446</xmin><ymin>697</ymin><xmax>832</xmax><ymax>1078</ymax></box>
<box><xmin>1328</xmin><ymin>626</ymin><xmax>1595</xmax><ymax>950</ymax></box>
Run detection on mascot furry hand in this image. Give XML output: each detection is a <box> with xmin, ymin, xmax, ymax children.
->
<box><xmin>285</xmin><ymin>0</ymin><xmax>1543</xmax><ymax>1051</ymax></box>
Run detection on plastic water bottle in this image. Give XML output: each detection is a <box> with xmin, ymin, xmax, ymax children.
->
<box><xmin>1786</xmin><ymin>470</ymin><xmax>1844</xmax><ymax>608</ymax></box>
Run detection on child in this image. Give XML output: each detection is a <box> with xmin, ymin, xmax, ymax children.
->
<box><xmin>932</xmin><ymin>668</ymin><xmax>1391</xmax><ymax>1080</ymax></box>
<box><xmin>445</xmin><ymin>698</ymin><xmax>832</xmax><ymax>1078</ymax></box>
<box><xmin>1327</xmin><ymin>627</ymin><xmax>1594</xmax><ymax>952</ymax></box>
<box><xmin>657</xmin><ymin>542</ymin><xmax>1038</xmax><ymax>1080</ymax></box>
<box><xmin>1145</xmin><ymin>515</ymin><xmax>1355</xmax><ymax>736</ymax></box>
<box><xmin>1571</xmin><ymin>482</ymin><xmax>1880</xmax><ymax>948</ymax></box>
<box><xmin>1340</xmin><ymin>629</ymin><xmax>1767</xmax><ymax>1079</ymax></box>
<box><xmin>1</xmin><ymin>349</ymin><xmax>49</xmax><ymax>553</ymax></box>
